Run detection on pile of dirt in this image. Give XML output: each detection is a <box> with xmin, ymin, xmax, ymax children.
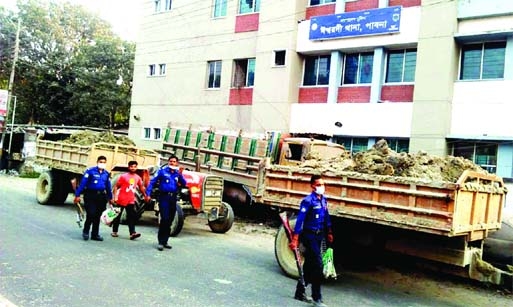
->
<box><xmin>286</xmin><ymin>139</ymin><xmax>488</xmax><ymax>183</ymax></box>
<box><xmin>62</xmin><ymin>130</ymin><xmax>136</xmax><ymax>146</ymax></box>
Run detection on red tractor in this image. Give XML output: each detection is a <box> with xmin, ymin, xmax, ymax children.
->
<box><xmin>111</xmin><ymin>165</ymin><xmax>234</xmax><ymax>236</ymax></box>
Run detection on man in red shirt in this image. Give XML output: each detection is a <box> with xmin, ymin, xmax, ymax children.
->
<box><xmin>111</xmin><ymin>160</ymin><xmax>149</xmax><ymax>240</ymax></box>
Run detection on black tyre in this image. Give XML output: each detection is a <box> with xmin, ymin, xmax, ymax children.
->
<box><xmin>36</xmin><ymin>171</ymin><xmax>67</xmax><ymax>205</ymax></box>
<box><xmin>274</xmin><ymin>217</ymin><xmax>301</xmax><ymax>279</ymax></box>
<box><xmin>170</xmin><ymin>205</ymin><xmax>184</xmax><ymax>237</ymax></box>
<box><xmin>111</xmin><ymin>173</ymin><xmax>146</xmax><ymax>224</ymax></box>
<box><xmin>208</xmin><ymin>202</ymin><xmax>234</xmax><ymax>233</ymax></box>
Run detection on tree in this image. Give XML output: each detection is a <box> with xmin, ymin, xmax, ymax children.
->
<box><xmin>0</xmin><ymin>0</ymin><xmax>134</xmax><ymax>128</ymax></box>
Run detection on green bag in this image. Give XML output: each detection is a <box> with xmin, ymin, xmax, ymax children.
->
<box><xmin>322</xmin><ymin>248</ymin><xmax>337</xmax><ymax>279</ymax></box>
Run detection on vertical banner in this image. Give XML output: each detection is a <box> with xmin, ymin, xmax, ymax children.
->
<box><xmin>0</xmin><ymin>89</ymin><xmax>8</xmax><ymax>117</ymax></box>
<box><xmin>0</xmin><ymin>89</ymin><xmax>8</xmax><ymax>130</ymax></box>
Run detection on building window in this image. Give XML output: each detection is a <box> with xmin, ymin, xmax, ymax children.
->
<box><xmin>309</xmin><ymin>0</ymin><xmax>336</xmax><ymax>5</ymax></box>
<box><xmin>342</xmin><ymin>52</ymin><xmax>373</xmax><ymax>85</ymax></box>
<box><xmin>303</xmin><ymin>55</ymin><xmax>330</xmax><ymax>86</ymax></box>
<box><xmin>385</xmin><ymin>49</ymin><xmax>417</xmax><ymax>83</ymax></box>
<box><xmin>207</xmin><ymin>60</ymin><xmax>222</xmax><ymax>88</ymax></box>
<box><xmin>143</xmin><ymin>127</ymin><xmax>151</xmax><ymax>139</ymax></box>
<box><xmin>148</xmin><ymin>64</ymin><xmax>156</xmax><ymax>76</ymax></box>
<box><xmin>274</xmin><ymin>50</ymin><xmax>286</xmax><ymax>66</ymax></box>
<box><xmin>143</xmin><ymin>127</ymin><xmax>162</xmax><ymax>140</ymax></box>
<box><xmin>233</xmin><ymin>58</ymin><xmax>255</xmax><ymax>87</ymax></box>
<box><xmin>384</xmin><ymin>138</ymin><xmax>409</xmax><ymax>153</ymax></box>
<box><xmin>159</xmin><ymin>64</ymin><xmax>166</xmax><ymax>76</ymax></box>
<box><xmin>213</xmin><ymin>0</ymin><xmax>227</xmax><ymax>17</ymax></box>
<box><xmin>153</xmin><ymin>128</ymin><xmax>162</xmax><ymax>140</ymax></box>
<box><xmin>155</xmin><ymin>0</ymin><xmax>172</xmax><ymax>12</ymax></box>
<box><xmin>239</xmin><ymin>0</ymin><xmax>260</xmax><ymax>14</ymax></box>
<box><xmin>451</xmin><ymin>141</ymin><xmax>497</xmax><ymax>173</ymax></box>
<box><xmin>460</xmin><ymin>42</ymin><xmax>505</xmax><ymax>80</ymax></box>
<box><xmin>334</xmin><ymin>137</ymin><xmax>368</xmax><ymax>155</ymax></box>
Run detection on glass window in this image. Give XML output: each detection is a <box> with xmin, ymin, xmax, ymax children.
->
<box><xmin>385</xmin><ymin>138</ymin><xmax>409</xmax><ymax>153</ymax></box>
<box><xmin>164</xmin><ymin>0</ymin><xmax>172</xmax><ymax>10</ymax></box>
<box><xmin>386</xmin><ymin>49</ymin><xmax>417</xmax><ymax>83</ymax></box>
<box><xmin>153</xmin><ymin>128</ymin><xmax>162</xmax><ymax>140</ymax></box>
<box><xmin>233</xmin><ymin>58</ymin><xmax>256</xmax><ymax>87</ymax></box>
<box><xmin>213</xmin><ymin>0</ymin><xmax>227</xmax><ymax>17</ymax></box>
<box><xmin>460</xmin><ymin>42</ymin><xmax>505</xmax><ymax>80</ymax></box>
<box><xmin>148</xmin><ymin>64</ymin><xmax>156</xmax><ymax>76</ymax></box>
<box><xmin>332</xmin><ymin>137</ymin><xmax>368</xmax><ymax>155</ymax></box>
<box><xmin>310</xmin><ymin>0</ymin><xmax>336</xmax><ymax>5</ymax></box>
<box><xmin>452</xmin><ymin>141</ymin><xmax>497</xmax><ymax>173</ymax></box>
<box><xmin>274</xmin><ymin>50</ymin><xmax>286</xmax><ymax>66</ymax></box>
<box><xmin>303</xmin><ymin>55</ymin><xmax>330</xmax><ymax>86</ymax></box>
<box><xmin>159</xmin><ymin>64</ymin><xmax>166</xmax><ymax>75</ymax></box>
<box><xmin>239</xmin><ymin>0</ymin><xmax>260</xmax><ymax>14</ymax></box>
<box><xmin>207</xmin><ymin>60</ymin><xmax>222</xmax><ymax>88</ymax></box>
<box><xmin>343</xmin><ymin>52</ymin><xmax>373</xmax><ymax>85</ymax></box>
<box><xmin>155</xmin><ymin>0</ymin><xmax>172</xmax><ymax>12</ymax></box>
<box><xmin>143</xmin><ymin>128</ymin><xmax>151</xmax><ymax>139</ymax></box>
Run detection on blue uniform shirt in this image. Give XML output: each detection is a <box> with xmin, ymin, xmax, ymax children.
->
<box><xmin>147</xmin><ymin>165</ymin><xmax>187</xmax><ymax>195</ymax></box>
<box><xmin>293</xmin><ymin>192</ymin><xmax>331</xmax><ymax>235</ymax></box>
<box><xmin>75</xmin><ymin>166</ymin><xmax>113</xmax><ymax>199</ymax></box>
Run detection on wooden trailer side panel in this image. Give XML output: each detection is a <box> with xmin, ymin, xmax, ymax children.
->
<box><xmin>262</xmin><ymin>169</ymin><xmax>506</xmax><ymax>240</ymax></box>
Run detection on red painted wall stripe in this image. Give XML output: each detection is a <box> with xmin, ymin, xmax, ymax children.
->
<box><xmin>337</xmin><ymin>86</ymin><xmax>371</xmax><ymax>103</ymax></box>
<box><xmin>380</xmin><ymin>84</ymin><xmax>414</xmax><ymax>102</ymax></box>
<box><xmin>305</xmin><ymin>4</ymin><xmax>336</xmax><ymax>20</ymax></box>
<box><xmin>388</xmin><ymin>0</ymin><xmax>421</xmax><ymax>8</ymax></box>
<box><xmin>298</xmin><ymin>87</ymin><xmax>329</xmax><ymax>103</ymax></box>
<box><xmin>229</xmin><ymin>88</ymin><xmax>253</xmax><ymax>105</ymax></box>
<box><xmin>235</xmin><ymin>13</ymin><xmax>259</xmax><ymax>33</ymax></box>
<box><xmin>345</xmin><ymin>0</ymin><xmax>379</xmax><ymax>12</ymax></box>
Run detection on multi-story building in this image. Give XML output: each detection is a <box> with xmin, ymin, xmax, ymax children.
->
<box><xmin>129</xmin><ymin>0</ymin><xmax>513</xmax><ymax>180</ymax></box>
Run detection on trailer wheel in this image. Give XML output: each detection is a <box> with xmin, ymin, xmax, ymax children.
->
<box><xmin>36</xmin><ymin>171</ymin><xmax>65</xmax><ymax>205</ymax></box>
<box><xmin>208</xmin><ymin>202</ymin><xmax>234</xmax><ymax>233</ymax></box>
<box><xmin>170</xmin><ymin>205</ymin><xmax>184</xmax><ymax>237</ymax></box>
<box><xmin>275</xmin><ymin>218</ymin><xmax>301</xmax><ymax>279</ymax></box>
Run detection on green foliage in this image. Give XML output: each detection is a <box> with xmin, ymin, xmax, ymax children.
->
<box><xmin>0</xmin><ymin>0</ymin><xmax>134</xmax><ymax>128</ymax></box>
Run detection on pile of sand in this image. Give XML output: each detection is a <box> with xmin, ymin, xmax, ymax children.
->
<box><xmin>62</xmin><ymin>130</ymin><xmax>136</xmax><ymax>146</ymax></box>
<box><xmin>282</xmin><ymin>139</ymin><xmax>487</xmax><ymax>183</ymax></box>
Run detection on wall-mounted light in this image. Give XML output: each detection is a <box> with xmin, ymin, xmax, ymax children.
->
<box><xmin>334</xmin><ymin>121</ymin><xmax>343</xmax><ymax>128</ymax></box>
<box><xmin>133</xmin><ymin>114</ymin><xmax>140</xmax><ymax>121</ymax></box>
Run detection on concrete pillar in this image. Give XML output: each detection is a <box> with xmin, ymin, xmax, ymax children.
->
<box><xmin>504</xmin><ymin>36</ymin><xmax>513</xmax><ymax>80</ymax></box>
<box><xmin>327</xmin><ymin>51</ymin><xmax>343</xmax><ymax>104</ymax></box>
<box><xmin>370</xmin><ymin>47</ymin><xmax>385</xmax><ymax>103</ymax></box>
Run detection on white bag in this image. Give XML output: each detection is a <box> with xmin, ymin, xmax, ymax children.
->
<box><xmin>101</xmin><ymin>208</ymin><xmax>120</xmax><ymax>226</ymax></box>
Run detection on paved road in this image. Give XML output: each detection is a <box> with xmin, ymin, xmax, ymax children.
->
<box><xmin>0</xmin><ymin>176</ymin><xmax>511</xmax><ymax>307</ymax></box>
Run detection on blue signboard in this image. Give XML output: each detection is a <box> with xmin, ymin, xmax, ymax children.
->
<box><xmin>309</xmin><ymin>6</ymin><xmax>402</xmax><ymax>40</ymax></box>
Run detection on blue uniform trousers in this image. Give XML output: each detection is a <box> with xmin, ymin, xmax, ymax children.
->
<box><xmin>158</xmin><ymin>192</ymin><xmax>177</xmax><ymax>245</ymax></box>
<box><xmin>83</xmin><ymin>191</ymin><xmax>107</xmax><ymax>237</ymax></box>
<box><xmin>296</xmin><ymin>232</ymin><xmax>324</xmax><ymax>302</ymax></box>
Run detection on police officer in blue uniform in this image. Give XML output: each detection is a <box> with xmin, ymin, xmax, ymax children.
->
<box><xmin>74</xmin><ymin>155</ymin><xmax>113</xmax><ymax>241</ymax></box>
<box><xmin>289</xmin><ymin>174</ymin><xmax>333</xmax><ymax>307</ymax></box>
<box><xmin>147</xmin><ymin>155</ymin><xmax>187</xmax><ymax>251</ymax></box>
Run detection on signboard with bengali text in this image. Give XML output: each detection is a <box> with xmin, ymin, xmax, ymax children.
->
<box><xmin>309</xmin><ymin>6</ymin><xmax>401</xmax><ymax>40</ymax></box>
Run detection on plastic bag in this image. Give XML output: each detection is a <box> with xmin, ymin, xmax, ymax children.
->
<box><xmin>322</xmin><ymin>248</ymin><xmax>337</xmax><ymax>279</ymax></box>
<box><xmin>101</xmin><ymin>207</ymin><xmax>120</xmax><ymax>226</ymax></box>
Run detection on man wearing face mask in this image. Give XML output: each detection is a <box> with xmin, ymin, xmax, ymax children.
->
<box><xmin>146</xmin><ymin>155</ymin><xmax>187</xmax><ymax>251</ymax></box>
<box><xmin>74</xmin><ymin>155</ymin><xmax>113</xmax><ymax>241</ymax></box>
<box><xmin>289</xmin><ymin>174</ymin><xmax>333</xmax><ymax>307</ymax></box>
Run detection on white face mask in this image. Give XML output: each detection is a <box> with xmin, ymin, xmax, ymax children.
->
<box><xmin>97</xmin><ymin>163</ymin><xmax>107</xmax><ymax>169</ymax></box>
<box><xmin>170</xmin><ymin>166</ymin><xmax>179</xmax><ymax>171</ymax></box>
<box><xmin>315</xmin><ymin>185</ymin><xmax>325</xmax><ymax>195</ymax></box>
